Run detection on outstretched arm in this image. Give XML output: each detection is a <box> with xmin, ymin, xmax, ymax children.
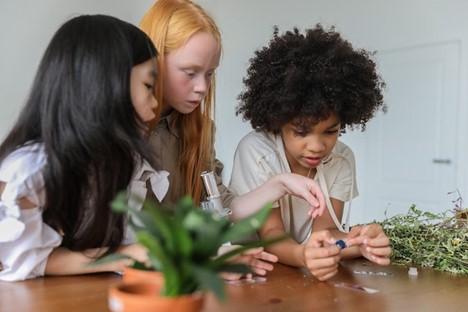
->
<box><xmin>229</xmin><ymin>173</ymin><xmax>325</xmax><ymax>222</ymax></box>
<box><xmin>45</xmin><ymin>243</ymin><xmax>148</xmax><ymax>276</ymax></box>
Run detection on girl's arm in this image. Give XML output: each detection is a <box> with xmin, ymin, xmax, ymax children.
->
<box><xmin>258</xmin><ymin>209</ymin><xmax>307</xmax><ymax>268</ymax></box>
<box><xmin>45</xmin><ymin>243</ymin><xmax>148</xmax><ymax>276</ymax></box>
<box><xmin>229</xmin><ymin>173</ymin><xmax>325</xmax><ymax>222</ymax></box>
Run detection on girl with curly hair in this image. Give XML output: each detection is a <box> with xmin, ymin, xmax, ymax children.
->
<box><xmin>230</xmin><ymin>25</ymin><xmax>392</xmax><ymax>281</ymax></box>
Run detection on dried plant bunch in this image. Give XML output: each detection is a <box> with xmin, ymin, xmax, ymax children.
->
<box><xmin>379</xmin><ymin>201</ymin><xmax>467</xmax><ymax>275</ymax></box>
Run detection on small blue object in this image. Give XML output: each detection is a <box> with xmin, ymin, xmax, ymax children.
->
<box><xmin>335</xmin><ymin>240</ymin><xmax>346</xmax><ymax>249</ymax></box>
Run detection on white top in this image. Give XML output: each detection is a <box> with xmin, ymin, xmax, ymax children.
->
<box><xmin>0</xmin><ymin>143</ymin><xmax>169</xmax><ymax>281</ymax></box>
<box><xmin>229</xmin><ymin>130</ymin><xmax>358</xmax><ymax>243</ymax></box>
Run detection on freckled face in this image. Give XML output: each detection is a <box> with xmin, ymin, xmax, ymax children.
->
<box><xmin>281</xmin><ymin>112</ymin><xmax>340</xmax><ymax>175</ymax></box>
<box><xmin>162</xmin><ymin>31</ymin><xmax>220</xmax><ymax>116</ymax></box>
<box><xmin>130</xmin><ymin>58</ymin><xmax>158</xmax><ymax>123</ymax></box>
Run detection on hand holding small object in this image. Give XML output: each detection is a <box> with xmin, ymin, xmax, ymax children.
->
<box><xmin>345</xmin><ymin>224</ymin><xmax>391</xmax><ymax>265</ymax></box>
<box><xmin>303</xmin><ymin>231</ymin><xmax>342</xmax><ymax>281</ymax></box>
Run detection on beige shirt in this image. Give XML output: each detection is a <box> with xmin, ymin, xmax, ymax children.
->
<box><xmin>148</xmin><ymin>112</ymin><xmax>234</xmax><ymax>210</ymax></box>
<box><xmin>229</xmin><ymin>130</ymin><xmax>358</xmax><ymax>243</ymax></box>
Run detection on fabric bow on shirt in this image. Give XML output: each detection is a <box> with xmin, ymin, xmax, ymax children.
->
<box><xmin>126</xmin><ymin>160</ymin><xmax>170</xmax><ymax>211</ymax></box>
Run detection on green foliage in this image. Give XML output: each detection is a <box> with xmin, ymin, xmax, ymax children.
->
<box><xmin>378</xmin><ymin>204</ymin><xmax>468</xmax><ymax>275</ymax></box>
<box><xmin>106</xmin><ymin>193</ymin><xmax>282</xmax><ymax>300</ymax></box>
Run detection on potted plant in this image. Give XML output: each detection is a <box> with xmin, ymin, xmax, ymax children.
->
<box><xmin>102</xmin><ymin>193</ymin><xmax>283</xmax><ymax>312</ymax></box>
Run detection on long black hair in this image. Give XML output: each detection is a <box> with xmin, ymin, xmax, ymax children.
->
<box><xmin>0</xmin><ymin>15</ymin><xmax>158</xmax><ymax>255</ymax></box>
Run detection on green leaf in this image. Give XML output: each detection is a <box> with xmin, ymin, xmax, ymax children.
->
<box><xmin>221</xmin><ymin>203</ymin><xmax>272</xmax><ymax>243</ymax></box>
<box><xmin>131</xmin><ymin>260</ymin><xmax>153</xmax><ymax>271</ymax></box>
<box><xmin>89</xmin><ymin>253</ymin><xmax>134</xmax><ymax>266</ymax></box>
<box><xmin>110</xmin><ymin>192</ymin><xmax>131</xmax><ymax>213</ymax></box>
<box><xmin>135</xmin><ymin>231</ymin><xmax>180</xmax><ymax>297</ymax></box>
<box><xmin>216</xmin><ymin>263</ymin><xmax>252</xmax><ymax>274</ymax></box>
<box><xmin>182</xmin><ymin>209</ymin><xmax>205</xmax><ymax>229</ymax></box>
<box><xmin>174</xmin><ymin>196</ymin><xmax>196</xmax><ymax>218</ymax></box>
<box><xmin>170</xmin><ymin>220</ymin><xmax>193</xmax><ymax>258</ymax></box>
<box><xmin>147</xmin><ymin>253</ymin><xmax>162</xmax><ymax>271</ymax></box>
<box><xmin>177</xmin><ymin>262</ymin><xmax>199</xmax><ymax>295</ymax></box>
<box><xmin>128</xmin><ymin>209</ymin><xmax>161</xmax><ymax>237</ymax></box>
<box><xmin>139</xmin><ymin>200</ymin><xmax>179</xmax><ymax>256</ymax></box>
<box><xmin>185</xmin><ymin>210</ymin><xmax>227</xmax><ymax>258</ymax></box>
<box><xmin>191</xmin><ymin>265</ymin><xmax>226</xmax><ymax>301</ymax></box>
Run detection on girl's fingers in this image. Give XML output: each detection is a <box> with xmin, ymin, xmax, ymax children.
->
<box><xmin>306</xmin><ymin>230</ymin><xmax>336</xmax><ymax>248</ymax></box>
<box><xmin>254</xmin><ymin>251</ymin><xmax>278</xmax><ymax>263</ymax></box>
<box><xmin>306</xmin><ymin>259</ymin><xmax>340</xmax><ymax>281</ymax></box>
<box><xmin>366</xmin><ymin>235</ymin><xmax>390</xmax><ymax>247</ymax></box>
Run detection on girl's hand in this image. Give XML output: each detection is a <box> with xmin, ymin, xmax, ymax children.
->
<box><xmin>346</xmin><ymin>224</ymin><xmax>391</xmax><ymax>265</ymax></box>
<box><xmin>218</xmin><ymin>245</ymin><xmax>278</xmax><ymax>281</ymax></box>
<box><xmin>278</xmin><ymin>173</ymin><xmax>326</xmax><ymax>218</ymax></box>
<box><xmin>303</xmin><ymin>230</ymin><xmax>342</xmax><ymax>281</ymax></box>
<box><xmin>117</xmin><ymin>243</ymin><xmax>149</xmax><ymax>265</ymax></box>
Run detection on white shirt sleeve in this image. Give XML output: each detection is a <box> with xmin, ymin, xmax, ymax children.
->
<box><xmin>0</xmin><ymin>144</ymin><xmax>62</xmax><ymax>281</ymax></box>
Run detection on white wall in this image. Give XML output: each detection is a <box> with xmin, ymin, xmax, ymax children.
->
<box><xmin>1</xmin><ymin>0</ymin><xmax>467</xmax><ymax>223</ymax></box>
<box><xmin>0</xmin><ymin>0</ymin><xmax>155</xmax><ymax>137</ymax></box>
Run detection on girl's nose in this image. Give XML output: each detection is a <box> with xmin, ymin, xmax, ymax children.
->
<box><xmin>306</xmin><ymin>136</ymin><xmax>326</xmax><ymax>153</ymax></box>
<box><xmin>194</xmin><ymin>76</ymin><xmax>209</xmax><ymax>94</ymax></box>
<box><xmin>152</xmin><ymin>98</ymin><xmax>158</xmax><ymax>110</ymax></box>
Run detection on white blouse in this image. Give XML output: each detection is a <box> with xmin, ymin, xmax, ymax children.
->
<box><xmin>0</xmin><ymin>143</ymin><xmax>169</xmax><ymax>281</ymax></box>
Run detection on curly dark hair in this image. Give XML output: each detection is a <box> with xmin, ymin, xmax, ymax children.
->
<box><xmin>236</xmin><ymin>24</ymin><xmax>386</xmax><ymax>134</ymax></box>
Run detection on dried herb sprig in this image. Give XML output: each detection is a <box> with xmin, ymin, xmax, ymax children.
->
<box><xmin>378</xmin><ymin>200</ymin><xmax>468</xmax><ymax>275</ymax></box>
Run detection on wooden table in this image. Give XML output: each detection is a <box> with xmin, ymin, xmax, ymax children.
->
<box><xmin>1</xmin><ymin>259</ymin><xmax>466</xmax><ymax>312</ymax></box>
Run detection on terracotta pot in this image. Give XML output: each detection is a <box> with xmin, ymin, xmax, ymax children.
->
<box><xmin>122</xmin><ymin>267</ymin><xmax>164</xmax><ymax>286</ymax></box>
<box><xmin>108</xmin><ymin>281</ymin><xmax>205</xmax><ymax>312</ymax></box>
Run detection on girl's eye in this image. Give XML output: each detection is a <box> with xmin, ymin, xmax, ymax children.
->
<box><xmin>206</xmin><ymin>71</ymin><xmax>215</xmax><ymax>78</ymax></box>
<box><xmin>185</xmin><ymin>71</ymin><xmax>195</xmax><ymax>78</ymax></box>
<box><xmin>293</xmin><ymin>130</ymin><xmax>307</xmax><ymax>137</ymax></box>
<box><xmin>325</xmin><ymin>129</ymin><xmax>339</xmax><ymax>135</ymax></box>
<box><xmin>144</xmin><ymin>83</ymin><xmax>153</xmax><ymax>90</ymax></box>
